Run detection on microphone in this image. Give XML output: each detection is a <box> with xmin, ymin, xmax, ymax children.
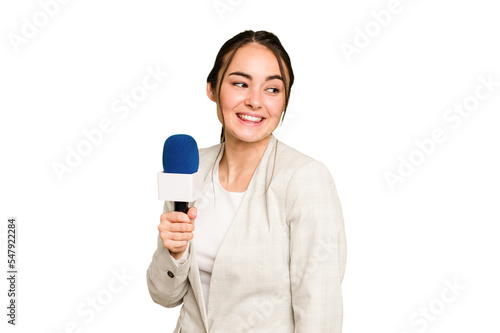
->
<box><xmin>158</xmin><ymin>134</ymin><xmax>204</xmax><ymax>213</ymax></box>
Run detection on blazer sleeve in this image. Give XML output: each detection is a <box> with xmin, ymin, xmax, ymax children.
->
<box><xmin>146</xmin><ymin>201</ymin><xmax>192</xmax><ymax>308</ymax></box>
<box><xmin>286</xmin><ymin>160</ymin><xmax>347</xmax><ymax>332</ymax></box>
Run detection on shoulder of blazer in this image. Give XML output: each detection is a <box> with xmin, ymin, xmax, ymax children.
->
<box><xmin>198</xmin><ymin>142</ymin><xmax>223</xmax><ymax>172</ymax></box>
<box><xmin>274</xmin><ymin>140</ymin><xmax>329</xmax><ymax>177</ymax></box>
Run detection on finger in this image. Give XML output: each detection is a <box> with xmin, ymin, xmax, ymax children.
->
<box><xmin>160</xmin><ymin>212</ymin><xmax>186</xmax><ymax>224</ymax></box>
<box><xmin>169</xmin><ymin>222</ymin><xmax>194</xmax><ymax>232</ymax></box>
<box><xmin>166</xmin><ymin>231</ymin><xmax>193</xmax><ymax>241</ymax></box>
<box><xmin>169</xmin><ymin>211</ymin><xmax>191</xmax><ymax>223</ymax></box>
<box><xmin>187</xmin><ymin>207</ymin><xmax>197</xmax><ymax>220</ymax></box>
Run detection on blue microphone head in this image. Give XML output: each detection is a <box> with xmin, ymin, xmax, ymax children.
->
<box><xmin>162</xmin><ymin>134</ymin><xmax>199</xmax><ymax>174</ymax></box>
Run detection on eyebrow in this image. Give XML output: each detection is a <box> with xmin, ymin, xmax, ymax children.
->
<box><xmin>228</xmin><ymin>71</ymin><xmax>283</xmax><ymax>82</ymax></box>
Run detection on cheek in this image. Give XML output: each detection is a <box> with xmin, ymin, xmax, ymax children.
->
<box><xmin>220</xmin><ymin>87</ymin><xmax>244</xmax><ymax>111</ymax></box>
<box><xmin>267</xmin><ymin>98</ymin><xmax>285</xmax><ymax>118</ymax></box>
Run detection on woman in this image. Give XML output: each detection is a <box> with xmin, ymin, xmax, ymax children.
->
<box><xmin>147</xmin><ymin>30</ymin><xmax>347</xmax><ymax>332</ymax></box>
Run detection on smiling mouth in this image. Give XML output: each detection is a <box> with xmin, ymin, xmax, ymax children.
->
<box><xmin>237</xmin><ymin>113</ymin><xmax>263</xmax><ymax>123</ymax></box>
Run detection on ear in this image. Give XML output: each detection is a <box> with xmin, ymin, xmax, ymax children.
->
<box><xmin>206</xmin><ymin>82</ymin><xmax>216</xmax><ymax>102</ymax></box>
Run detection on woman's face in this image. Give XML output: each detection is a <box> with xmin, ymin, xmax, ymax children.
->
<box><xmin>207</xmin><ymin>43</ymin><xmax>286</xmax><ymax>144</ymax></box>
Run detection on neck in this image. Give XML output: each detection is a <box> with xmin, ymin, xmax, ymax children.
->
<box><xmin>218</xmin><ymin>134</ymin><xmax>271</xmax><ymax>190</ymax></box>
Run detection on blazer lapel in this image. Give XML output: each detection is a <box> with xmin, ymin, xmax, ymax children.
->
<box><xmin>187</xmin><ymin>140</ymin><xmax>227</xmax><ymax>331</ymax></box>
<box><xmin>204</xmin><ymin>135</ymin><xmax>278</xmax><ymax>318</ymax></box>
<box><xmin>188</xmin><ymin>135</ymin><xmax>277</xmax><ymax>329</ymax></box>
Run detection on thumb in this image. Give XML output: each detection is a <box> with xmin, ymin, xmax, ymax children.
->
<box><xmin>187</xmin><ymin>207</ymin><xmax>197</xmax><ymax>221</ymax></box>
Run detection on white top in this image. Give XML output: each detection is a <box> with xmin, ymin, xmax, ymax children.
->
<box><xmin>175</xmin><ymin>163</ymin><xmax>246</xmax><ymax>310</ymax></box>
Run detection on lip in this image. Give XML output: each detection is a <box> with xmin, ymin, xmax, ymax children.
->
<box><xmin>236</xmin><ymin>112</ymin><xmax>265</xmax><ymax>127</ymax></box>
<box><xmin>236</xmin><ymin>112</ymin><xmax>265</xmax><ymax>119</ymax></box>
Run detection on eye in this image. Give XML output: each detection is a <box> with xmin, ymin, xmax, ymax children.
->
<box><xmin>266</xmin><ymin>87</ymin><xmax>280</xmax><ymax>94</ymax></box>
<box><xmin>233</xmin><ymin>82</ymin><xmax>247</xmax><ymax>88</ymax></box>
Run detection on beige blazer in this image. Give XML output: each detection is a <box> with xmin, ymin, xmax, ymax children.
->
<box><xmin>147</xmin><ymin>134</ymin><xmax>347</xmax><ymax>332</ymax></box>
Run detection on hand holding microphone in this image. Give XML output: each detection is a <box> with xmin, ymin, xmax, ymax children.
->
<box><xmin>158</xmin><ymin>207</ymin><xmax>197</xmax><ymax>259</ymax></box>
<box><xmin>157</xmin><ymin>134</ymin><xmax>203</xmax><ymax>259</ymax></box>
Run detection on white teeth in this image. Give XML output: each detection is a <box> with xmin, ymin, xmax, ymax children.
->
<box><xmin>238</xmin><ymin>114</ymin><xmax>262</xmax><ymax>122</ymax></box>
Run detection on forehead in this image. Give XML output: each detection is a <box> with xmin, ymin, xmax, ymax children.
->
<box><xmin>226</xmin><ymin>43</ymin><xmax>281</xmax><ymax>76</ymax></box>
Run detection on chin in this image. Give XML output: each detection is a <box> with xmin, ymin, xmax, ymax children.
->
<box><xmin>238</xmin><ymin>133</ymin><xmax>271</xmax><ymax>144</ymax></box>
<box><xmin>226</xmin><ymin>130</ymin><xmax>266</xmax><ymax>143</ymax></box>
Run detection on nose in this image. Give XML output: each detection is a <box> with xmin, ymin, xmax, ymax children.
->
<box><xmin>245</xmin><ymin>87</ymin><xmax>262</xmax><ymax>109</ymax></box>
